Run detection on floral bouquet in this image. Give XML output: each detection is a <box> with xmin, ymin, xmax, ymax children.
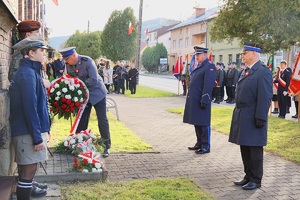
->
<box><xmin>54</xmin><ymin>129</ymin><xmax>106</xmax><ymax>156</ymax></box>
<box><xmin>48</xmin><ymin>74</ymin><xmax>88</xmax><ymax>119</ymax></box>
<box><xmin>72</xmin><ymin>150</ymin><xmax>104</xmax><ymax>173</ymax></box>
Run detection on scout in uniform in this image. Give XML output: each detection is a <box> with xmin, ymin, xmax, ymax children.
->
<box><xmin>59</xmin><ymin>47</ymin><xmax>111</xmax><ymax>157</ymax></box>
<box><xmin>184</xmin><ymin>46</ymin><xmax>216</xmax><ymax>154</ymax></box>
<box><xmin>229</xmin><ymin>42</ymin><xmax>272</xmax><ymax>190</ymax></box>
<box><xmin>10</xmin><ymin>36</ymin><xmax>50</xmax><ymax>199</ymax></box>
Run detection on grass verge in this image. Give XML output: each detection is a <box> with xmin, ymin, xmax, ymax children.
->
<box><xmin>167</xmin><ymin>106</ymin><xmax>300</xmax><ymax>164</ymax></box>
<box><xmin>125</xmin><ymin>85</ymin><xmax>178</xmax><ymax>98</ymax></box>
<box><xmin>60</xmin><ymin>178</ymin><xmax>215</xmax><ymax>200</ymax></box>
<box><xmin>49</xmin><ymin>110</ymin><xmax>153</xmax><ymax>153</ymax></box>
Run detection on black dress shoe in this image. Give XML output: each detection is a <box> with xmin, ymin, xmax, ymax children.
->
<box><xmin>234</xmin><ymin>179</ymin><xmax>249</xmax><ymax>186</ymax></box>
<box><xmin>242</xmin><ymin>182</ymin><xmax>261</xmax><ymax>190</ymax></box>
<box><xmin>32</xmin><ymin>181</ymin><xmax>48</xmax><ymax>189</ymax></box>
<box><xmin>278</xmin><ymin>115</ymin><xmax>285</xmax><ymax>119</ymax></box>
<box><xmin>103</xmin><ymin>148</ymin><xmax>110</xmax><ymax>157</ymax></box>
<box><xmin>31</xmin><ymin>185</ymin><xmax>47</xmax><ymax>197</ymax></box>
<box><xmin>188</xmin><ymin>145</ymin><xmax>201</xmax><ymax>150</ymax></box>
<box><xmin>292</xmin><ymin>114</ymin><xmax>298</xmax><ymax>119</ymax></box>
<box><xmin>195</xmin><ymin>149</ymin><xmax>210</xmax><ymax>154</ymax></box>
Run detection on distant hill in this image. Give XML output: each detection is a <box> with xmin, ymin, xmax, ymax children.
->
<box><xmin>48</xmin><ymin>18</ymin><xmax>180</xmax><ymax>51</ymax></box>
<box><xmin>48</xmin><ymin>36</ymin><xmax>69</xmax><ymax>51</ymax></box>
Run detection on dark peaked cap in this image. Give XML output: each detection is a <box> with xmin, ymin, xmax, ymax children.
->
<box><xmin>243</xmin><ymin>42</ymin><xmax>263</xmax><ymax>53</ymax></box>
<box><xmin>194</xmin><ymin>46</ymin><xmax>208</xmax><ymax>54</ymax></box>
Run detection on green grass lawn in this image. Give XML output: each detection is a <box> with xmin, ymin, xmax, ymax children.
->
<box><xmin>125</xmin><ymin>85</ymin><xmax>178</xmax><ymax>98</ymax></box>
<box><xmin>49</xmin><ymin>110</ymin><xmax>153</xmax><ymax>153</ymax></box>
<box><xmin>167</xmin><ymin>107</ymin><xmax>300</xmax><ymax>164</ymax></box>
<box><xmin>60</xmin><ymin>178</ymin><xmax>215</xmax><ymax>200</ymax></box>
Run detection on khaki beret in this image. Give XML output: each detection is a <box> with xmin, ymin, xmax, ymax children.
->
<box><xmin>17</xmin><ymin>20</ymin><xmax>42</xmax><ymax>32</ymax></box>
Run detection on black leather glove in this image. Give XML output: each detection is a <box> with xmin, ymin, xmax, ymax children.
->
<box><xmin>200</xmin><ymin>103</ymin><xmax>207</xmax><ymax>109</ymax></box>
<box><xmin>255</xmin><ymin>118</ymin><xmax>265</xmax><ymax>128</ymax></box>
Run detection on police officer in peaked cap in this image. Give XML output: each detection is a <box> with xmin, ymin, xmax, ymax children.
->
<box><xmin>59</xmin><ymin>47</ymin><xmax>111</xmax><ymax>157</ymax></box>
<box><xmin>183</xmin><ymin>46</ymin><xmax>216</xmax><ymax>154</ymax></box>
<box><xmin>229</xmin><ymin>42</ymin><xmax>272</xmax><ymax>190</ymax></box>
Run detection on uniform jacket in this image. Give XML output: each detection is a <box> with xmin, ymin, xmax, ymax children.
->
<box><xmin>9</xmin><ymin>59</ymin><xmax>50</xmax><ymax>145</ymax></box>
<box><xmin>226</xmin><ymin>68</ymin><xmax>239</xmax><ymax>87</ymax></box>
<box><xmin>183</xmin><ymin>58</ymin><xmax>216</xmax><ymax>126</ymax></box>
<box><xmin>128</xmin><ymin>68</ymin><xmax>139</xmax><ymax>83</ymax></box>
<box><xmin>277</xmin><ymin>68</ymin><xmax>291</xmax><ymax>94</ymax></box>
<box><xmin>215</xmin><ymin>68</ymin><xmax>224</xmax><ymax>87</ymax></box>
<box><xmin>8</xmin><ymin>51</ymin><xmax>22</xmax><ymax>82</ymax></box>
<box><xmin>66</xmin><ymin>55</ymin><xmax>107</xmax><ymax>105</ymax></box>
<box><xmin>53</xmin><ymin>59</ymin><xmax>65</xmax><ymax>78</ymax></box>
<box><xmin>229</xmin><ymin>61</ymin><xmax>272</xmax><ymax>146</ymax></box>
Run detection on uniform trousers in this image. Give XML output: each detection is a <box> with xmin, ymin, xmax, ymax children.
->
<box><xmin>76</xmin><ymin>98</ymin><xmax>111</xmax><ymax>149</ymax></box>
<box><xmin>194</xmin><ymin>125</ymin><xmax>210</xmax><ymax>150</ymax></box>
<box><xmin>129</xmin><ymin>81</ymin><xmax>137</xmax><ymax>94</ymax></box>
<box><xmin>240</xmin><ymin>146</ymin><xmax>263</xmax><ymax>184</ymax></box>
<box><xmin>278</xmin><ymin>92</ymin><xmax>288</xmax><ymax>117</ymax></box>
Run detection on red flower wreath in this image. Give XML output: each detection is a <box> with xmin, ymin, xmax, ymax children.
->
<box><xmin>48</xmin><ymin>74</ymin><xmax>89</xmax><ymax>119</ymax></box>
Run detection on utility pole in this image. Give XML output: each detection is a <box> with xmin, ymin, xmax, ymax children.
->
<box><xmin>135</xmin><ymin>0</ymin><xmax>143</xmax><ymax>83</ymax></box>
<box><xmin>87</xmin><ymin>20</ymin><xmax>90</xmax><ymax>33</ymax></box>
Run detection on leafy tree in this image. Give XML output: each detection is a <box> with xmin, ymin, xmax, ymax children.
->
<box><xmin>100</xmin><ymin>7</ymin><xmax>137</xmax><ymax>62</ymax></box>
<box><xmin>142</xmin><ymin>43</ymin><xmax>168</xmax><ymax>73</ymax></box>
<box><xmin>65</xmin><ymin>31</ymin><xmax>102</xmax><ymax>60</ymax></box>
<box><xmin>210</xmin><ymin>0</ymin><xmax>300</xmax><ymax>53</ymax></box>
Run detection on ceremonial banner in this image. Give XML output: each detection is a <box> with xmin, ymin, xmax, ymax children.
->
<box><xmin>289</xmin><ymin>51</ymin><xmax>300</xmax><ymax>95</ymax></box>
<box><xmin>173</xmin><ymin>56</ymin><xmax>183</xmax><ymax>80</ymax></box>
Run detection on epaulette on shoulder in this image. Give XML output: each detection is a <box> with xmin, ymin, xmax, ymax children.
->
<box><xmin>81</xmin><ymin>57</ymin><xmax>88</xmax><ymax>61</ymax></box>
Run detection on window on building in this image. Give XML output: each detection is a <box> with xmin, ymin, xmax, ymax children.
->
<box><xmin>236</xmin><ymin>54</ymin><xmax>241</xmax><ymax>64</ymax></box>
<box><xmin>219</xmin><ymin>55</ymin><xmax>223</xmax><ymax>62</ymax></box>
<box><xmin>212</xmin><ymin>55</ymin><xmax>215</xmax><ymax>63</ymax></box>
<box><xmin>179</xmin><ymin>39</ymin><xmax>183</xmax><ymax>48</ymax></box>
<box><xmin>173</xmin><ymin>40</ymin><xmax>176</xmax><ymax>48</ymax></box>
<box><xmin>228</xmin><ymin>54</ymin><xmax>232</xmax><ymax>63</ymax></box>
<box><xmin>180</xmin><ymin>29</ymin><xmax>182</xmax><ymax>35</ymax></box>
<box><xmin>154</xmin><ymin>32</ymin><xmax>157</xmax><ymax>40</ymax></box>
<box><xmin>185</xmin><ymin>38</ymin><xmax>189</xmax><ymax>47</ymax></box>
<box><xmin>186</xmin><ymin>27</ymin><xmax>188</xmax><ymax>34</ymax></box>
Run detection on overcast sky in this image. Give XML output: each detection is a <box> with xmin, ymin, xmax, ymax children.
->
<box><xmin>44</xmin><ymin>0</ymin><xmax>222</xmax><ymax>37</ymax></box>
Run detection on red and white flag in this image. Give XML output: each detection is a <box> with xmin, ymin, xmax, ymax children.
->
<box><xmin>128</xmin><ymin>21</ymin><xmax>134</xmax><ymax>35</ymax></box>
<box><xmin>289</xmin><ymin>51</ymin><xmax>300</xmax><ymax>95</ymax></box>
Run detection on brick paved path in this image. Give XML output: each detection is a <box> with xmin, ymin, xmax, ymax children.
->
<box><xmin>105</xmin><ymin>94</ymin><xmax>300</xmax><ymax>200</ymax></box>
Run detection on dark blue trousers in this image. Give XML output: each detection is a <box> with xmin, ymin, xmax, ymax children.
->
<box><xmin>76</xmin><ymin>98</ymin><xmax>111</xmax><ymax>149</ymax></box>
<box><xmin>194</xmin><ymin>125</ymin><xmax>211</xmax><ymax>150</ymax></box>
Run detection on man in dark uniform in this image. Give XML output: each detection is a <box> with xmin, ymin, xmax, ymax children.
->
<box><xmin>113</xmin><ymin>61</ymin><xmax>120</xmax><ymax>93</ymax></box>
<box><xmin>213</xmin><ymin>62</ymin><xmax>224</xmax><ymax>104</ymax></box>
<box><xmin>59</xmin><ymin>47</ymin><xmax>111</xmax><ymax>157</ymax></box>
<box><xmin>220</xmin><ymin>63</ymin><xmax>226</xmax><ymax>101</ymax></box>
<box><xmin>52</xmin><ymin>53</ymin><xmax>65</xmax><ymax>78</ymax></box>
<box><xmin>116</xmin><ymin>62</ymin><xmax>127</xmax><ymax>94</ymax></box>
<box><xmin>226</xmin><ymin>62</ymin><xmax>239</xmax><ymax>104</ymax></box>
<box><xmin>277</xmin><ymin>60</ymin><xmax>291</xmax><ymax>119</ymax></box>
<box><xmin>128</xmin><ymin>62</ymin><xmax>139</xmax><ymax>94</ymax></box>
<box><xmin>229</xmin><ymin>42</ymin><xmax>272</xmax><ymax>190</ymax></box>
<box><xmin>238</xmin><ymin>62</ymin><xmax>246</xmax><ymax>80</ymax></box>
<box><xmin>184</xmin><ymin>46</ymin><xmax>216</xmax><ymax>154</ymax></box>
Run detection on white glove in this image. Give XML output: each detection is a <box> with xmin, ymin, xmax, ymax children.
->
<box><xmin>283</xmin><ymin>91</ymin><xmax>288</xmax><ymax>96</ymax></box>
<box><xmin>42</xmin><ymin>79</ymin><xmax>51</xmax><ymax>89</ymax></box>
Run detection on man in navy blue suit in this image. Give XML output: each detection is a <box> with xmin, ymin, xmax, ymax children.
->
<box><xmin>229</xmin><ymin>42</ymin><xmax>272</xmax><ymax>190</ymax></box>
<box><xmin>184</xmin><ymin>46</ymin><xmax>216</xmax><ymax>154</ymax></box>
